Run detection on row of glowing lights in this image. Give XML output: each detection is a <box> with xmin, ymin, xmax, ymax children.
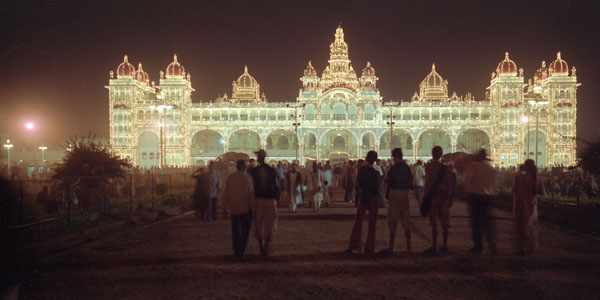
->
<box><xmin>3</xmin><ymin>122</ymin><xmax>70</xmax><ymax>151</ymax></box>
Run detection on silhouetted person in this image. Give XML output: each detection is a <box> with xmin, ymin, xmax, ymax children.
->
<box><xmin>191</xmin><ymin>167</ymin><xmax>209</xmax><ymax>220</ymax></box>
<box><xmin>461</xmin><ymin>149</ymin><xmax>497</xmax><ymax>254</ymax></box>
<box><xmin>414</xmin><ymin>160</ymin><xmax>425</xmax><ymax>204</ymax></box>
<box><xmin>380</xmin><ymin>148</ymin><xmax>413</xmax><ymax>254</ymax></box>
<box><xmin>512</xmin><ymin>159</ymin><xmax>543</xmax><ymax>254</ymax></box>
<box><xmin>285</xmin><ymin>163</ymin><xmax>304</xmax><ymax>212</ymax></box>
<box><xmin>222</xmin><ymin>160</ymin><xmax>255</xmax><ymax>259</ymax></box>
<box><xmin>423</xmin><ymin>146</ymin><xmax>451</xmax><ymax>254</ymax></box>
<box><xmin>207</xmin><ymin>161</ymin><xmax>221</xmax><ymax>221</ymax></box>
<box><xmin>344</xmin><ymin>160</ymin><xmax>356</xmax><ymax>203</ymax></box>
<box><xmin>346</xmin><ymin>151</ymin><xmax>381</xmax><ymax>256</ymax></box>
<box><xmin>250</xmin><ymin>149</ymin><xmax>279</xmax><ymax>258</ymax></box>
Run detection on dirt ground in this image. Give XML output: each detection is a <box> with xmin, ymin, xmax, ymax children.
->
<box><xmin>11</xmin><ymin>189</ymin><xmax>600</xmax><ymax>299</ymax></box>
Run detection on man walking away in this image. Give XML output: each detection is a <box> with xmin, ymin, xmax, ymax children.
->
<box><xmin>423</xmin><ymin>146</ymin><xmax>451</xmax><ymax>254</ymax></box>
<box><xmin>222</xmin><ymin>160</ymin><xmax>255</xmax><ymax>259</ymax></box>
<box><xmin>380</xmin><ymin>148</ymin><xmax>413</xmax><ymax>255</ymax></box>
<box><xmin>345</xmin><ymin>151</ymin><xmax>381</xmax><ymax>256</ymax></box>
<box><xmin>414</xmin><ymin>160</ymin><xmax>425</xmax><ymax>205</ymax></box>
<box><xmin>207</xmin><ymin>161</ymin><xmax>221</xmax><ymax>221</ymax></box>
<box><xmin>250</xmin><ymin>149</ymin><xmax>280</xmax><ymax>258</ymax></box>
<box><xmin>191</xmin><ymin>167</ymin><xmax>209</xmax><ymax>220</ymax></box>
<box><xmin>460</xmin><ymin>149</ymin><xmax>498</xmax><ymax>254</ymax></box>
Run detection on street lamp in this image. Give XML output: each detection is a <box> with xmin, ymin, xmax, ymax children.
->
<box><xmin>25</xmin><ymin>121</ymin><xmax>37</xmax><ymax>169</ymax></box>
<box><xmin>150</xmin><ymin>91</ymin><xmax>172</xmax><ymax>173</ymax></box>
<box><xmin>4</xmin><ymin>139</ymin><xmax>13</xmax><ymax>170</ymax></box>
<box><xmin>39</xmin><ymin>145</ymin><xmax>47</xmax><ymax>173</ymax></box>
<box><xmin>529</xmin><ymin>85</ymin><xmax>549</xmax><ymax>165</ymax></box>
<box><xmin>384</xmin><ymin>101</ymin><xmax>399</xmax><ymax>154</ymax></box>
<box><xmin>521</xmin><ymin>115</ymin><xmax>530</xmax><ymax>160</ymax></box>
<box><xmin>287</xmin><ymin>103</ymin><xmax>305</xmax><ymax>164</ymax></box>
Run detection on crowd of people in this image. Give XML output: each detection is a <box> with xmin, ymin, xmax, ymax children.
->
<box><xmin>189</xmin><ymin>145</ymin><xmax>559</xmax><ymax>260</ymax></box>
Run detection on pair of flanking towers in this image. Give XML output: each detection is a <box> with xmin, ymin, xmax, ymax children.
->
<box><xmin>107</xmin><ymin>26</ymin><xmax>577</xmax><ymax>168</ymax></box>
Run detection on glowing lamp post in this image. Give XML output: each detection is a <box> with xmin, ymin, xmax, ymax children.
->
<box><xmin>39</xmin><ymin>145</ymin><xmax>47</xmax><ymax>173</ymax></box>
<box><xmin>521</xmin><ymin>115</ymin><xmax>530</xmax><ymax>160</ymax></box>
<box><xmin>384</xmin><ymin>101</ymin><xmax>399</xmax><ymax>155</ymax></box>
<box><xmin>150</xmin><ymin>91</ymin><xmax>172</xmax><ymax>174</ymax></box>
<box><xmin>529</xmin><ymin>85</ymin><xmax>549</xmax><ymax>165</ymax></box>
<box><xmin>4</xmin><ymin>139</ymin><xmax>13</xmax><ymax>170</ymax></box>
<box><xmin>287</xmin><ymin>103</ymin><xmax>305</xmax><ymax>163</ymax></box>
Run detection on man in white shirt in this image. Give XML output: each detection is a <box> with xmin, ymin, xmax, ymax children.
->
<box><xmin>414</xmin><ymin>160</ymin><xmax>425</xmax><ymax>204</ymax></box>
<box><xmin>460</xmin><ymin>149</ymin><xmax>498</xmax><ymax>254</ymax></box>
<box><xmin>222</xmin><ymin>160</ymin><xmax>255</xmax><ymax>259</ymax></box>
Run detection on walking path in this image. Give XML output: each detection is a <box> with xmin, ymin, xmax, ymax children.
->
<box><xmin>17</xmin><ymin>189</ymin><xmax>600</xmax><ymax>299</ymax></box>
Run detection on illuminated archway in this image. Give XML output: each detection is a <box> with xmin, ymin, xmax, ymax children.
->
<box><xmin>266</xmin><ymin>130</ymin><xmax>296</xmax><ymax>157</ymax></box>
<box><xmin>320</xmin><ymin>129</ymin><xmax>358</xmax><ymax>158</ymax></box>
<box><xmin>303</xmin><ymin>131</ymin><xmax>318</xmax><ymax>160</ymax></box>
<box><xmin>417</xmin><ymin>129</ymin><xmax>451</xmax><ymax>159</ymax></box>
<box><xmin>456</xmin><ymin>129</ymin><xmax>490</xmax><ymax>153</ymax></box>
<box><xmin>138</xmin><ymin>132</ymin><xmax>159</xmax><ymax>169</ymax></box>
<box><xmin>229</xmin><ymin>130</ymin><xmax>261</xmax><ymax>155</ymax></box>
<box><xmin>192</xmin><ymin>130</ymin><xmax>224</xmax><ymax>156</ymax></box>
<box><xmin>524</xmin><ymin>130</ymin><xmax>547</xmax><ymax>166</ymax></box>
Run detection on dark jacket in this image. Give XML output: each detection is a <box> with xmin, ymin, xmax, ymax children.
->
<box><xmin>387</xmin><ymin>162</ymin><xmax>413</xmax><ymax>193</ymax></box>
<box><xmin>250</xmin><ymin>163</ymin><xmax>280</xmax><ymax>200</ymax></box>
<box><xmin>357</xmin><ymin>165</ymin><xmax>380</xmax><ymax>203</ymax></box>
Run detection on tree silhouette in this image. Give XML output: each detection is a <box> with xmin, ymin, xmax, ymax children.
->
<box><xmin>53</xmin><ymin>132</ymin><xmax>131</xmax><ymax>188</ymax></box>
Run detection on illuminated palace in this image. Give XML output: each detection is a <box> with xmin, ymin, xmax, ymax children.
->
<box><xmin>107</xmin><ymin>26</ymin><xmax>578</xmax><ymax>168</ymax></box>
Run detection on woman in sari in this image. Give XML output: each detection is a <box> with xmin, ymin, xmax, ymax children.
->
<box><xmin>512</xmin><ymin>159</ymin><xmax>544</xmax><ymax>254</ymax></box>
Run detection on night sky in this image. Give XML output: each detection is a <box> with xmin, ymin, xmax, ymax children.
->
<box><xmin>1</xmin><ymin>0</ymin><xmax>599</xmax><ymax>149</ymax></box>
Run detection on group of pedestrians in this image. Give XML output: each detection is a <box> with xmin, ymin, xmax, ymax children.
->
<box><xmin>345</xmin><ymin>146</ymin><xmax>543</xmax><ymax>257</ymax></box>
<box><xmin>194</xmin><ymin>146</ymin><xmax>544</xmax><ymax>260</ymax></box>
<box><xmin>219</xmin><ymin>150</ymin><xmax>279</xmax><ymax>259</ymax></box>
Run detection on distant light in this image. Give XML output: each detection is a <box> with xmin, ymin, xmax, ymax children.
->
<box><xmin>25</xmin><ymin>122</ymin><xmax>34</xmax><ymax>130</ymax></box>
<box><xmin>521</xmin><ymin>116</ymin><xmax>529</xmax><ymax>123</ymax></box>
<box><xmin>219</xmin><ymin>138</ymin><xmax>224</xmax><ymax>145</ymax></box>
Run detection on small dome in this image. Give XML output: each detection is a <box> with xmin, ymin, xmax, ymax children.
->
<box><xmin>238</xmin><ymin>65</ymin><xmax>257</xmax><ymax>88</ymax></box>
<box><xmin>134</xmin><ymin>62</ymin><xmax>149</xmax><ymax>83</ymax></box>
<box><xmin>550</xmin><ymin>52</ymin><xmax>568</xmax><ymax>74</ymax></box>
<box><xmin>497</xmin><ymin>52</ymin><xmax>517</xmax><ymax>74</ymax></box>
<box><xmin>304</xmin><ymin>61</ymin><xmax>316</xmax><ymax>75</ymax></box>
<box><xmin>166</xmin><ymin>54</ymin><xmax>185</xmax><ymax>78</ymax></box>
<box><xmin>424</xmin><ymin>63</ymin><xmax>443</xmax><ymax>87</ymax></box>
<box><xmin>116</xmin><ymin>55</ymin><xmax>135</xmax><ymax>77</ymax></box>
<box><xmin>362</xmin><ymin>61</ymin><xmax>375</xmax><ymax>75</ymax></box>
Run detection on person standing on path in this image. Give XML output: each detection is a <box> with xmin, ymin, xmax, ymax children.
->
<box><xmin>250</xmin><ymin>149</ymin><xmax>280</xmax><ymax>258</ymax></box>
<box><xmin>414</xmin><ymin>160</ymin><xmax>425</xmax><ymax>205</ymax></box>
<box><xmin>380</xmin><ymin>148</ymin><xmax>413</xmax><ymax>255</ymax></box>
<box><xmin>191</xmin><ymin>167</ymin><xmax>209</xmax><ymax>220</ymax></box>
<box><xmin>423</xmin><ymin>146</ymin><xmax>451</xmax><ymax>254</ymax></box>
<box><xmin>322</xmin><ymin>163</ymin><xmax>333</xmax><ymax>207</ymax></box>
<box><xmin>285</xmin><ymin>163</ymin><xmax>304</xmax><ymax>212</ymax></box>
<box><xmin>344</xmin><ymin>160</ymin><xmax>356</xmax><ymax>203</ymax></box>
<box><xmin>308</xmin><ymin>162</ymin><xmax>324</xmax><ymax>211</ymax></box>
<box><xmin>276</xmin><ymin>162</ymin><xmax>285</xmax><ymax>205</ymax></box>
<box><xmin>222</xmin><ymin>160</ymin><xmax>255</xmax><ymax>259</ymax></box>
<box><xmin>512</xmin><ymin>159</ymin><xmax>543</xmax><ymax>255</ymax></box>
<box><xmin>345</xmin><ymin>151</ymin><xmax>382</xmax><ymax>256</ymax></box>
<box><xmin>458</xmin><ymin>149</ymin><xmax>498</xmax><ymax>254</ymax></box>
<box><xmin>374</xmin><ymin>159</ymin><xmax>386</xmax><ymax>208</ymax></box>
<box><xmin>207</xmin><ymin>161</ymin><xmax>222</xmax><ymax>221</ymax></box>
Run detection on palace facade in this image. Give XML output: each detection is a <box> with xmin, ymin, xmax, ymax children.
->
<box><xmin>107</xmin><ymin>26</ymin><xmax>578</xmax><ymax>168</ymax></box>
